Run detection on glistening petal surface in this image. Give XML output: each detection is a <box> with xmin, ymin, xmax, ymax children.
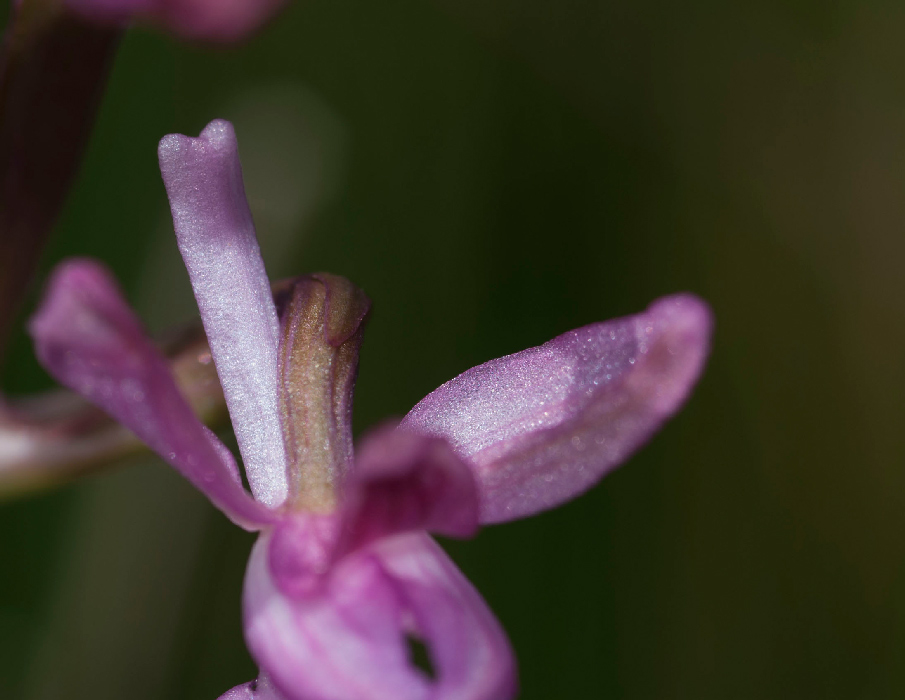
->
<box><xmin>244</xmin><ymin>532</ymin><xmax>517</xmax><ymax>700</ymax></box>
<box><xmin>159</xmin><ymin>119</ymin><xmax>288</xmax><ymax>508</ymax></box>
<box><xmin>28</xmin><ymin>259</ymin><xmax>274</xmax><ymax>530</ymax></box>
<box><xmin>401</xmin><ymin>294</ymin><xmax>713</xmax><ymax>523</ymax></box>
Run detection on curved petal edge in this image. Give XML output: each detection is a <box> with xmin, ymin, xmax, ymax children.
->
<box><xmin>28</xmin><ymin>258</ymin><xmax>274</xmax><ymax>530</ymax></box>
<box><xmin>244</xmin><ymin>531</ymin><xmax>517</xmax><ymax>700</ymax></box>
<box><xmin>159</xmin><ymin>119</ymin><xmax>288</xmax><ymax>508</ymax></box>
<box><xmin>400</xmin><ymin>294</ymin><xmax>713</xmax><ymax>523</ymax></box>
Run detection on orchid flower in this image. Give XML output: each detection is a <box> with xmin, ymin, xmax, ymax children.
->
<box><xmin>64</xmin><ymin>0</ymin><xmax>288</xmax><ymax>41</ymax></box>
<box><xmin>28</xmin><ymin>119</ymin><xmax>713</xmax><ymax>700</ymax></box>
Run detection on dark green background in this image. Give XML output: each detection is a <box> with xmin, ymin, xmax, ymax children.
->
<box><xmin>3</xmin><ymin>0</ymin><xmax>905</xmax><ymax>697</ymax></box>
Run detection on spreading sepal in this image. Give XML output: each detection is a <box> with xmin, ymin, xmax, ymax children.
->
<box><xmin>28</xmin><ymin>259</ymin><xmax>274</xmax><ymax>530</ymax></box>
<box><xmin>401</xmin><ymin>294</ymin><xmax>713</xmax><ymax>523</ymax></box>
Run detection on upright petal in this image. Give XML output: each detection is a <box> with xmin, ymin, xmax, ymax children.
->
<box><xmin>28</xmin><ymin>259</ymin><xmax>275</xmax><ymax>530</ymax></box>
<box><xmin>244</xmin><ymin>531</ymin><xmax>516</xmax><ymax>700</ymax></box>
<box><xmin>401</xmin><ymin>294</ymin><xmax>713</xmax><ymax>523</ymax></box>
<box><xmin>159</xmin><ymin>119</ymin><xmax>288</xmax><ymax>508</ymax></box>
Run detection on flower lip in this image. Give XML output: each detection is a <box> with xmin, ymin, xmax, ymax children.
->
<box><xmin>244</xmin><ymin>532</ymin><xmax>517</xmax><ymax>700</ymax></box>
<box><xmin>267</xmin><ymin>514</ymin><xmax>340</xmax><ymax>598</ymax></box>
<box><xmin>400</xmin><ymin>293</ymin><xmax>713</xmax><ymax>523</ymax></box>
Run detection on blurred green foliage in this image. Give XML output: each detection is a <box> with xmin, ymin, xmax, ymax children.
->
<box><xmin>3</xmin><ymin>0</ymin><xmax>905</xmax><ymax>698</ymax></box>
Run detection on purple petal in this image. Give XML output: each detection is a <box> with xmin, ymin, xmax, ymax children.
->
<box><xmin>265</xmin><ymin>429</ymin><xmax>479</xmax><ymax>598</ymax></box>
<box><xmin>65</xmin><ymin>0</ymin><xmax>287</xmax><ymax>42</ymax></box>
<box><xmin>244</xmin><ymin>531</ymin><xmax>517</xmax><ymax>700</ymax></box>
<box><xmin>267</xmin><ymin>513</ymin><xmax>340</xmax><ymax>598</ymax></box>
<box><xmin>401</xmin><ymin>294</ymin><xmax>713</xmax><ymax>523</ymax></box>
<box><xmin>28</xmin><ymin>259</ymin><xmax>275</xmax><ymax>530</ymax></box>
<box><xmin>345</xmin><ymin>425</ymin><xmax>480</xmax><ymax>546</ymax></box>
<box><xmin>159</xmin><ymin>119</ymin><xmax>288</xmax><ymax>508</ymax></box>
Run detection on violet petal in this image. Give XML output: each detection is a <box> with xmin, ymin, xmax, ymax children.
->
<box><xmin>159</xmin><ymin>119</ymin><xmax>288</xmax><ymax>508</ymax></box>
<box><xmin>267</xmin><ymin>513</ymin><xmax>340</xmax><ymax>599</ymax></box>
<box><xmin>244</xmin><ymin>531</ymin><xmax>517</xmax><ymax>700</ymax></box>
<box><xmin>265</xmin><ymin>429</ymin><xmax>479</xmax><ymax>598</ymax></box>
<box><xmin>28</xmin><ymin>259</ymin><xmax>274</xmax><ymax>530</ymax></box>
<box><xmin>343</xmin><ymin>425</ymin><xmax>480</xmax><ymax>549</ymax></box>
<box><xmin>401</xmin><ymin>294</ymin><xmax>713</xmax><ymax>523</ymax></box>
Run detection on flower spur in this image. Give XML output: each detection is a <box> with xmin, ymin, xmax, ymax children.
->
<box><xmin>29</xmin><ymin>119</ymin><xmax>712</xmax><ymax>700</ymax></box>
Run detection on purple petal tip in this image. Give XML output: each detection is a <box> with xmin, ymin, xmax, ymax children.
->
<box><xmin>631</xmin><ymin>293</ymin><xmax>713</xmax><ymax>413</ymax></box>
<box><xmin>28</xmin><ymin>258</ymin><xmax>140</xmax><ymax>353</ymax></box>
<box><xmin>158</xmin><ymin>119</ymin><xmax>237</xmax><ymax>172</ymax></box>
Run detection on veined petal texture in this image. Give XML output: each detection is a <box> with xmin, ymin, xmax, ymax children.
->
<box><xmin>159</xmin><ymin>119</ymin><xmax>288</xmax><ymax>508</ymax></box>
<box><xmin>244</xmin><ymin>531</ymin><xmax>517</xmax><ymax>700</ymax></box>
<box><xmin>28</xmin><ymin>259</ymin><xmax>274</xmax><ymax>530</ymax></box>
<box><xmin>401</xmin><ymin>294</ymin><xmax>713</xmax><ymax>523</ymax></box>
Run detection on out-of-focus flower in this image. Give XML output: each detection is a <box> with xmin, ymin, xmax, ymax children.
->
<box><xmin>0</xmin><ymin>0</ymin><xmax>282</xmax><ymax>358</ymax></box>
<box><xmin>64</xmin><ymin>0</ymin><xmax>288</xmax><ymax>41</ymax></box>
<box><xmin>0</xmin><ymin>0</ymin><xmax>285</xmax><ymax>494</ymax></box>
<box><xmin>29</xmin><ymin>120</ymin><xmax>712</xmax><ymax>699</ymax></box>
<box><xmin>0</xmin><ymin>0</ymin><xmax>118</xmax><ymax>356</ymax></box>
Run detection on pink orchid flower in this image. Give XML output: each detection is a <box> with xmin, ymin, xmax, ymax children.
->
<box><xmin>28</xmin><ymin>120</ymin><xmax>712</xmax><ymax>700</ymax></box>
<box><xmin>64</xmin><ymin>0</ymin><xmax>287</xmax><ymax>41</ymax></box>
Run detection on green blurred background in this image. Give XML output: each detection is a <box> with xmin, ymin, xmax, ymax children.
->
<box><xmin>3</xmin><ymin>0</ymin><xmax>905</xmax><ymax>697</ymax></box>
